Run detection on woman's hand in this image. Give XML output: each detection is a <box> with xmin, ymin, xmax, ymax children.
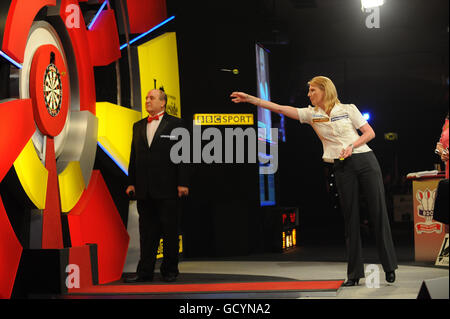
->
<box><xmin>441</xmin><ymin>150</ymin><xmax>449</xmax><ymax>162</ymax></box>
<box><xmin>230</xmin><ymin>92</ymin><xmax>300</xmax><ymax>120</ymax></box>
<box><xmin>340</xmin><ymin>144</ymin><xmax>354</xmax><ymax>159</ymax></box>
<box><xmin>230</xmin><ymin>92</ymin><xmax>251</xmax><ymax>104</ymax></box>
<box><xmin>436</xmin><ymin>143</ymin><xmax>449</xmax><ymax>162</ymax></box>
<box><xmin>340</xmin><ymin>123</ymin><xmax>375</xmax><ymax>160</ymax></box>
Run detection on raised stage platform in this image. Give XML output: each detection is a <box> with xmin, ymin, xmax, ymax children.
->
<box><xmin>62</xmin><ymin>259</ymin><xmax>448</xmax><ymax>299</ymax></box>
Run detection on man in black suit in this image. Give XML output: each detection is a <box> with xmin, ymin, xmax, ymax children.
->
<box><xmin>125</xmin><ymin>89</ymin><xmax>189</xmax><ymax>283</ymax></box>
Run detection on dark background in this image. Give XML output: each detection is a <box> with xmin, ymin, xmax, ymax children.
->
<box><xmin>165</xmin><ymin>0</ymin><xmax>449</xmax><ymax>256</ymax></box>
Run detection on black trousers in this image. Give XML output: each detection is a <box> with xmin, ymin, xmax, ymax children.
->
<box><xmin>136</xmin><ymin>198</ymin><xmax>179</xmax><ymax>278</ymax></box>
<box><xmin>334</xmin><ymin>151</ymin><xmax>398</xmax><ymax>279</ymax></box>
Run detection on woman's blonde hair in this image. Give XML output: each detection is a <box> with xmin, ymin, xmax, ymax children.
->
<box><xmin>308</xmin><ymin>76</ymin><xmax>340</xmax><ymax>114</ymax></box>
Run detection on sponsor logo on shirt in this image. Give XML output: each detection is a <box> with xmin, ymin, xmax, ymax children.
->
<box><xmin>331</xmin><ymin>114</ymin><xmax>349</xmax><ymax>122</ymax></box>
<box><xmin>312</xmin><ymin>114</ymin><xmax>329</xmax><ymax>123</ymax></box>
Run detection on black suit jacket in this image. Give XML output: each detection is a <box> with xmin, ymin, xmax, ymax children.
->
<box><xmin>128</xmin><ymin>114</ymin><xmax>189</xmax><ymax>200</ymax></box>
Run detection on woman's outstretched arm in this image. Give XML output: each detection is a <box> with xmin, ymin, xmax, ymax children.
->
<box><xmin>230</xmin><ymin>92</ymin><xmax>299</xmax><ymax>121</ymax></box>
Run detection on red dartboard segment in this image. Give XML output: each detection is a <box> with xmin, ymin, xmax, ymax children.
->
<box><xmin>29</xmin><ymin>44</ymin><xmax>69</xmax><ymax>137</ymax></box>
<box><xmin>42</xmin><ymin>136</ymin><xmax>64</xmax><ymax>249</ymax></box>
<box><xmin>0</xmin><ymin>196</ymin><xmax>23</xmax><ymax>299</ymax></box>
<box><xmin>0</xmin><ymin>99</ymin><xmax>35</xmax><ymax>182</ymax></box>
<box><xmin>1</xmin><ymin>0</ymin><xmax>56</xmax><ymax>63</ymax></box>
<box><xmin>87</xmin><ymin>9</ymin><xmax>121</xmax><ymax>66</ymax></box>
<box><xmin>59</xmin><ymin>0</ymin><xmax>96</xmax><ymax>115</ymax></box>
<box><xmin>126</xmin><ymin>0</ymin><xmax>167</xmax><ymax>34</ymax></box>
<box><xmin>68</xmin><ymin>171</ymin><xmax>130</xmax><ymax>284</ymax></box>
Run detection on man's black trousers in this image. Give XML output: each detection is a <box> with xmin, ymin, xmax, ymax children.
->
<box><xmin>136</xmin><ymin>198</ymin><xmax>179</xmax><ymax>278</ymax></box>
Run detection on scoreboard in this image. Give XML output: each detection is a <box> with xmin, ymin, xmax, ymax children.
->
<box><xmin>264</xmin><ymin>207</ymin><xmax>299</xmax><ymax>252</ymax></box>
<box><xmin>281</xmin><ymin>208</ymin><xmax>298</xmax><ymax>250</ymax></box>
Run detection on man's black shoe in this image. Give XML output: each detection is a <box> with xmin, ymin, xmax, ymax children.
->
<box><xmin>123</xmin><ymin>275</ymin><xmax>153</xmax><ymax>283</ymax></box>
<box><xmin>385</xmin><ymin>271</ymin><xmax>396</xmax><ymax>283</ymax></box>
<box><xmin>161</xmin><ymin>274</ymin><xmax>177</xmax><ymax>282</ymax></box>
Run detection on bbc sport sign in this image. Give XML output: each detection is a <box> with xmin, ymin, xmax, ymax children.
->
<box><xmin>194</xmin><ymin>114</ymin><xmax>254</xmax><ymax>126</ymax></box>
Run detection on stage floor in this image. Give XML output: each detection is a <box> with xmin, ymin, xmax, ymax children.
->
<box><xmin>169</xmin><ymin>259</ymin><xmax>448</xmax><ymax>299</ymax></box>
<box><xmin>104</xmin><ymin>200</ymin><xmax>450</xmax><ymax>299</ymax></box>
<box><xmin>66</xmin><ymin>243</ymin><xmax>448</xmax><ymax>299</ymax></box>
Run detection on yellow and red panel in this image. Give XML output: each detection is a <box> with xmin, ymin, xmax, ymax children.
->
<box><xmin>96</xmin><ymin>102</ymin><xmax>141</xmax><ymax>173</ymax></box>
<box><xmin>137</xmin><ymin>32</ymin><xmax>181</xmax><ymax>118</ymax></box>
<box><xmin>58</xmin><ymin>161</ymin><xmax>85</xmax><ymax>213</ymax></box>
<box><xmin>13</xmin><ymin>140</ymin><xmax>49</xmax><ymax>209</ymax></box>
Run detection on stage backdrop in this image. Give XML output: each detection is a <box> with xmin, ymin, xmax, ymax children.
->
<box><xmin>137</xmin><ymin>32</ymin><xmax>181</xmax><ymax>119</ymax></box>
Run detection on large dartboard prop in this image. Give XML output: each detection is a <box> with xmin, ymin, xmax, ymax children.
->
<box><xmin>0</xmin><ymin>0</ymin><xmax>128</xmax><ymax>298</ymax></box>
<box><xmin>31</xmin><ymin>45</ymin><xmax>69</xmax><ymax>135</ymax></box>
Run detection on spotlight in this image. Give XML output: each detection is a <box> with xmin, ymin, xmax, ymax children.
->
<box><xmin>361</xmin><ymin>0</ymin><xmax>384</xmax><ymax>11</ymax></box>
<box><xmin>362</xmin><ymin>112</ymin><xmax>370</xmax><ymax>121</ymax></box>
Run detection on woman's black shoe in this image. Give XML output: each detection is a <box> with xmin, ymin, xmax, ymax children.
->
<box><xmin>342</xmin><ymin>278</ymin><xmax>360</xmax><ymax>286</ymax></box>
<box><xmin>385</xmin><ymin>271</ymin><xmax>396</xmax><ymax>283</ymax></box>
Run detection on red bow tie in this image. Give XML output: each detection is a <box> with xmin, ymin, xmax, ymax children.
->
<box><xmin>147</xmin><ymin>113</ymin><xmax>164</xmax><ymax>123</ymax></box>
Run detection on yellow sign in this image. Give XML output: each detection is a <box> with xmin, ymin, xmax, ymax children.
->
<box><xmin>96</xmin><ymin>102</ymin><xmax>141</xmax><ymax>174</ymax></box>
<box><xmin>13</xmin><ymin>139</ymin><xmax>48</xmax><ymax>209</ymax></box>
<box><xmin>137</xmin><ymin>32</ymin><xmax>181</xmax><ymax>118</ymax></box>
<box><xmin>58</xmin><ymin>161</ymin><xmax>85</xmax><ymax>213</ymax></box>
<box><xmin>194</xmin><ymin>114</ymin><xmax>254</xmax><ymax>125</ymax></box>
<box><xmin>157</xmin><ymin>235</ymin><xmax>183</xmax><ymax>259</ymax></box>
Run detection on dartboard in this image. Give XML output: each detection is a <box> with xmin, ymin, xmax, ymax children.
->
<box><xmin>43</xmin><ymin>63</ymin><xmax>62</xmax><ymax>117</ymax></box>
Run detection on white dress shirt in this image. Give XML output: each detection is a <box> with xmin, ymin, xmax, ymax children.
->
<box><xmin>297</xmin><ymin>103</ymin><xmax>372</xmax><ymax>162</ymax></box>
<box><xmin>146</xmin><ymin>111</ymin><xmax>165</xmax><ymax>147</ymax></box>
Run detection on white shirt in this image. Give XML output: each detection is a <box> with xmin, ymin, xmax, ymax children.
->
<box><xmin>297</xmin><ymin>103</ymin><xmax>372</xmax><ymax>162</ymax></box>
<box><xmin>146</xmin><ymin>111</ymin><xmax>165</xmax><ymax>147</ymax></box>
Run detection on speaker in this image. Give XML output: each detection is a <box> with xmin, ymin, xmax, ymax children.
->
<box><xmin>417</xmin><ymin>277</ymin><xmax>449</xmax><ymax>299</ymax></box>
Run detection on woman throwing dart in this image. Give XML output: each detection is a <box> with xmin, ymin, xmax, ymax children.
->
<box><xmin>230</xmin><ymin>76</ymin><xmax>397</xmax><ymax>286</ymax></box>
